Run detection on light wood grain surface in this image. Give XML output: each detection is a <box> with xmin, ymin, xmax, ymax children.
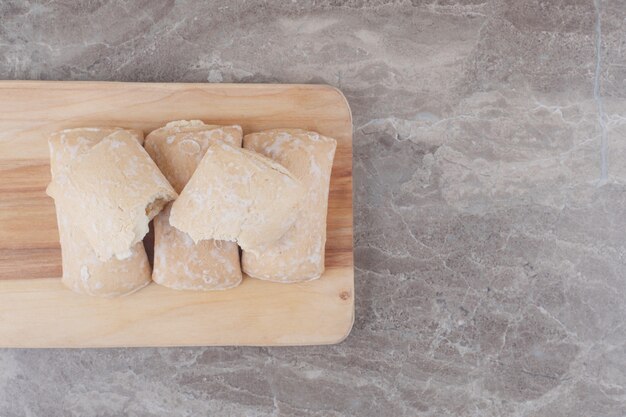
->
<box><xmin>0</xmin><ymin>81</ymin><xmax>353</xmax><ymax>347</ymax></box>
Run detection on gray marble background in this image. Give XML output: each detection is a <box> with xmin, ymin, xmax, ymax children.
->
<box><xmin>1</xmin><ymin>0</ymin><xmax>626</xmax><ymax>416</ymax></box>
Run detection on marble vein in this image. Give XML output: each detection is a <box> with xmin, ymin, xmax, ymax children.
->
<box><xmin>593</xmin><ymin>0</ymin><xmax>608</xmax><ymax>183</ymax></box>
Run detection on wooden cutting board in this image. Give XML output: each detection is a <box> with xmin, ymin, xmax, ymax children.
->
<box><xmin>0</xmin><ymin>81</ymin><xmax>353</xmax><ymax>347</ymax></box>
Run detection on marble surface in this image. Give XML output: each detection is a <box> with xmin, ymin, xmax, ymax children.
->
<box><xmin>1</xmin><ymin>0</ymin><xmax>626</xmax><ymax>416</ymax></box>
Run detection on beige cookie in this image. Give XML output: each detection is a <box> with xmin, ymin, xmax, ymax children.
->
<box><xmin>46</xmin><ymin>128</ymin><xmax>151</xmax><ymax>297</ymax></box>
<box><xmin>169</xmin><ymin>142</ymin><xmax>305</xmax><ymax>254</ymax></box>
<box><xmin>145</xmin><ymin>121</ymin><xmax>243</xmax><ymax>290</ymax></box>
<box><xmin>59</xmin><ymin>130</ymin><xmax>177</xmax><ymax>261</ymax></box>
<box><xmin>242</xmin><ymin>129</ymin><xmax>336</xmax><ymax>282</ymax></box>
